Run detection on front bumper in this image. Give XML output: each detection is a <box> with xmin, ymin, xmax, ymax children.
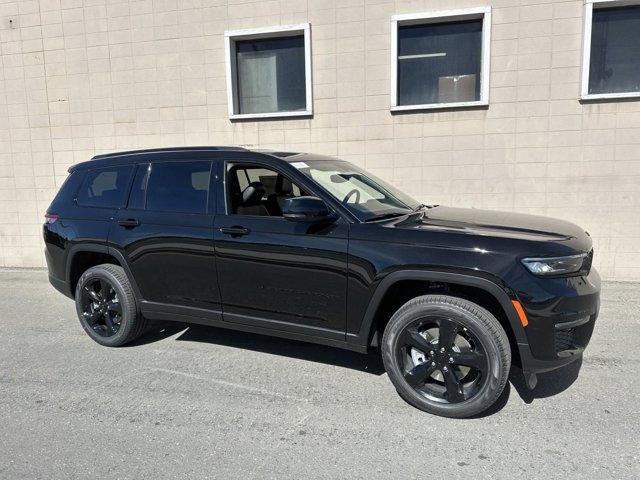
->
<box><xmin>48</xmin><ymin>274</ymin><xmax>74</xmax><ymax>299</ymax></box>
<box><xmin>515</xmin><ymin>267</ymin><xmax>600</xmax><ymax>374</ymax></box>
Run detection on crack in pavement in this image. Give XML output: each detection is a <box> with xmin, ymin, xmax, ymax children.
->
<box><xmin>150</xmin><ymin>367</ymin><xmax>310</xmax><ymax>404</ymax></box>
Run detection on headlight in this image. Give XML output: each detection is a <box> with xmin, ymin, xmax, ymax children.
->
<box><xmin>521</xmin><ymin>253</ymin><xmax>589</xmax><ymax>276</ymax></box>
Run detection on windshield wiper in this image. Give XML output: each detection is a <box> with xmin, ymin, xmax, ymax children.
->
<box><xmin>363</xmin><ymin>212</ymin><xmax>409</xmax><ymax>222</ymax></box>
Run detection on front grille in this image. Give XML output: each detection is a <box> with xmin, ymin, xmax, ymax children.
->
<box><xmin>554</xmin><ymin>328</ymin><xmax>575</xmax><ymax>353</ymax></box>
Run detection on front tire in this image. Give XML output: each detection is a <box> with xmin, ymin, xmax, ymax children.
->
<box><xmin>382</xmin><ymin>295</ymin><xmax>511</xmax><ymax>418</ymax></box>
<box><xmin>75</xmin><ymin>264</ymin><xmax>145</xmax><ymax>347</ymax></box>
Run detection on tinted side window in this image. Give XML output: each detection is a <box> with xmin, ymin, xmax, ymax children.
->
<box><xmin>49</xmin><ymin>170</ymin><xmax>85</xmax><ymax>211</ymax></box>
<box><xmin>146</xmin><ymin>161</ymin><xmax>211</xmax><ymax>214</ymax></box>
<box><xmin>77</xmin><ymin>166</ymin><xmax>133</xmax><ymax>208</ymax></box>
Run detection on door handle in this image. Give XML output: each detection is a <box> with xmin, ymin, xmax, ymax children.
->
<box><xmin>219</xmin><ymin>226</ymin><xmax>250</xmax><ymax>237</ymax></box>
<box><xmin>118</xmin><ymin>218</ymin><xmax>140</xmax><ymax>228</ymax></box>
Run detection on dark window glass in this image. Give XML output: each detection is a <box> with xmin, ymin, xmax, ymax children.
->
<box><xmin>127</xmin><ymin>163</ymin><xmax>150</xmax><ymax>210</ymax></box>
<box><xmin>49</xmin><ymin>170</ymin><xmax>85</xmax><ymax>211</ymax></box>
<box><xmin>146</xmin><ymin>161</ymin><xmax>211</xmax><ymax>214</ymax></box>
<box><xmin>589</xmin><ymin>6</ymin><xmax>640</xmax><ymax>95</ymax></box>
<box><xmin>77</xmin><ymin>166</ymin><xmax>133</xmax><ymax>208</ymax></box>
<box><xmin>397</xmin><ymin>19</ymin><xmax>482</xmax><ymax>106</ymax></box>
<box><xmin>235</xmin><ymin>35</ymin><xmax>306</xmax><ymax>114</ymax></box>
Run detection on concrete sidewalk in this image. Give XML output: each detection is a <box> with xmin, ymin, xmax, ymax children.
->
<box><xmin>0</xmin><ymin>270</ymin><xmax>638</xmax><ymax>479</ymax></box>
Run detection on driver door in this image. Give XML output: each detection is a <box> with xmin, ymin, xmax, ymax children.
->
<box><xmin>213</xmin><ymin>159</ymin><xmax>349</xmax><ymax>340</ymax></box>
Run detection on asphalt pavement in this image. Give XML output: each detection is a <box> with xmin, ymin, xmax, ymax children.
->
<box><xmin>0</xmin><ymin>269</ymin><xmax>638</xmax><ymax>479</ymax></box>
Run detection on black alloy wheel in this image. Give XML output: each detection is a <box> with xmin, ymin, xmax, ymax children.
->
<box><xmin>75</xmin><ymin>264</ymin><xmax>146</xmax><ymax>347</ymax></box>
<box><xmin>79</xmin><ymin>277</ymin><xmax>122</xmax><ymax>337</ymax></box>
<box><xmin>382</xmin><ymin>295</ymin><xmax>511</xmax><ymax>418</ymax></box>
<box><xmin>397</xmin><ymin>317</ymin><xmax>488</xmax><ymax>403</ymax></box>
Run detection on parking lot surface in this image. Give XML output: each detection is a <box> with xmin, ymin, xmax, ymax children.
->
<box><xmin>0</xmin><ymin>269</ymin><xmax>638</xmax><ymax>479</ymax></box>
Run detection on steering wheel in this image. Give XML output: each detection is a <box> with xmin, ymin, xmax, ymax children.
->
<box><xmin>342</xmin><ymin>189</ymin><xmax>360</xmax><ymax>204</ymax></box>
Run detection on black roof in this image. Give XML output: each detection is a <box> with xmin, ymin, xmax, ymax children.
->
<box><xmin>90</xmin><ymin>146</ymin><xmax>246</xmax><ymax>160</ymax></box>
<box><xmin>69</xmin><ymin>146</ymin><xmax>337</xmax><ymax>172</ymax></box>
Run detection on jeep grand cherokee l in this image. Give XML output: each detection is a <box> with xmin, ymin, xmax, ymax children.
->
<box><xmin>44</xmin><ymin>147</ymin><xmax>600</xmax><ymax>418</ymax></box>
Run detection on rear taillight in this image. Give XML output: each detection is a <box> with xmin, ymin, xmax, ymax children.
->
<box><xmin>44</xmin><ymin>213</ymin><xmax>59</xmax><ymax>224</ymax></box>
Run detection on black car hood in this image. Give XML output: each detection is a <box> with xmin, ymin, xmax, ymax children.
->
<box><xmin>388</xmin><ymin>206</ymin><xmax>590</xmax><ymax>244</ymax></box>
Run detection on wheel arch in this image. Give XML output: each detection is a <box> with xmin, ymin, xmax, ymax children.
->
<box><xmin>66</xmin><ymin>244</ymin><xmax>142</xmax><ymax>300</ymax></box>
<box><xmin>349</xmin><ymin>270</ymin><xmax>529</xmax><ymax>366</ymax></box>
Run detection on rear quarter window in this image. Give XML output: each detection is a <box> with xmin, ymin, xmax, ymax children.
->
<box><xmin>48</xmin><ymin>171</ymin><xmax>85</xmax><ymax>211</ymax></box>
<box><xmin>76</xmin><ymin>165</ymin><xmax>134</xmax><ymax>209</ymax></box>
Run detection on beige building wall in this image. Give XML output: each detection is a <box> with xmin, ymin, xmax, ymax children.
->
<box><xmin>0</xmin><ymin>0</ymin><xmax>639</xmax><ymax>280</ymax></box>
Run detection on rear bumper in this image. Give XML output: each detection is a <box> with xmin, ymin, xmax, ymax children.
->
<box><xmin>516</xmin><ymin>268</ymin><xmax>600</xmax><ymax>374</ymax></box>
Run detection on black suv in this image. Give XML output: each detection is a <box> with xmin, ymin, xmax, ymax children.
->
<box><xmin>44</xmin><ymin>147</ymin><xmax>600</xmax><ymax>418</ymax></box>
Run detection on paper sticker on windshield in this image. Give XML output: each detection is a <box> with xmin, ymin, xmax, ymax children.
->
<box><xmin>291</xmin><ymin>162</ymin><xmax>309</xmax><ymax>169</ymax></box>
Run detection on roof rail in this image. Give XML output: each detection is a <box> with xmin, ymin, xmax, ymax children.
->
<box><xmin>91</xmin><ymin>146</ymin><xmax>247</xmax><ymax>160</ymax></box>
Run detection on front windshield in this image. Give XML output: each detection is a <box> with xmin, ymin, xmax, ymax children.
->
<box><xmin>291</xmin><ymin>158</ymin><xmax>420</xmax><ymax>221</ymax></box>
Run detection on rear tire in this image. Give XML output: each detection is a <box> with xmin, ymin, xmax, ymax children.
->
<box><xmin>382</xmin><ymin>295</ymin><xmax>511</xmax><ymax>418</ymax></box>
<box><xmin>75</xmin><ymin>264</ymin><xmax>145</xmax><ymax>347</ymax></box>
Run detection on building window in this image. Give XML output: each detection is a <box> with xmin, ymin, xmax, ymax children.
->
<box><xmin>582</xmin><ymin>1</ymin><xmax>640</xmax><ymax>100</ymax></box>
<box><xmin>224</xmin><ymin>24</ymin><xmax>312</xmax><ymax>119</ymax></box>
<box><xmin>390</xmin><ymin>7</ymin><xmax>491</xmax><ymax>111</ymax></box>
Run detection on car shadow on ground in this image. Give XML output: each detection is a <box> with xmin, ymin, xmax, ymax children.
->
<box><xmin>131</xmin><ymin>321</ymin><xmax>386</xmax><ymax>375</ymax></box>
<box><xmin>132</xmin><ymin>321</ymin><xmax>583</xmax><ymax>415</ymax></box>
<box><xmin>510</xmin><ymin>359</ymin><xmax>583</xmax><ymax>403</ymax></box>
<box><xmin>471</xmin><ymin>360</ymin><xmax>583</xmax><ymax>418</ymax></box>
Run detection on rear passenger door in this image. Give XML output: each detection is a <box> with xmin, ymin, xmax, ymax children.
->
<box><xmin>110</xmin><ymin>157</ymin><xmax>220</xmax><ymax>318</ymax></box>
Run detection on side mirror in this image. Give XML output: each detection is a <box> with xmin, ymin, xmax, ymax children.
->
<box><xmin>282</xmin><ymin>196</ymin><xmax>336</xmax><ymax>223</ymax></box>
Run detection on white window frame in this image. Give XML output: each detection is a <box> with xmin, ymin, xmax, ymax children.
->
<box><xmin>390</xmin><ymin>7</ymin><xmax>491</xmax><ymax>112</ymax></box>
<box><xmin>581</xmin><ymin>0</ymin><xmax>640</xmax><ymax>100</ymax></box>
<box><xmin>224</xmin><ymin>23</ymin><xmax>313</xmax><ymax>120</ymax></box>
